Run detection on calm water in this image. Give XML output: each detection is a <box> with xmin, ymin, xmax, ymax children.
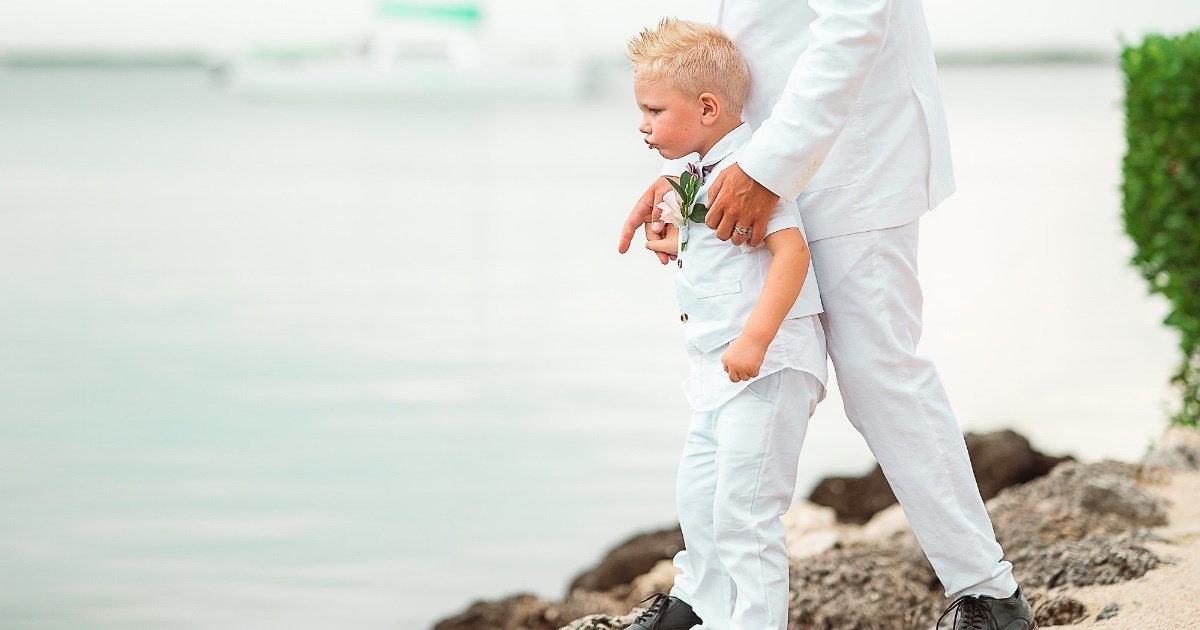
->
<box><xmin>0</xmin><ymin>64</ymin><xmax>1179</xmax><ymax>629</ymax></box>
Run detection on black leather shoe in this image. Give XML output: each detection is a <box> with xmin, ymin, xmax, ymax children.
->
<box><xmin>625</xmin><ymin>593</ymin><xmax>702</xmax><ymax>630</ymax></box>
<box><xmin>937</xmin><ymin>586</ymin><xmax>1037</xmax><ymax>630</ymax></box>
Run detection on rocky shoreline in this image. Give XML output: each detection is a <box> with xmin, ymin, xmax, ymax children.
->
<box><xmin>434</xmin><ymin>428</ymin><xmax>1200</xmax><ymax>630</ymax></box>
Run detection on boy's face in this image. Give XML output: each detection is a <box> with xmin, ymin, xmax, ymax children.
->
<box><xmin>634</xmin><ymin>79</ymin><xmax>707</xmax><ymax>160</ymax></box>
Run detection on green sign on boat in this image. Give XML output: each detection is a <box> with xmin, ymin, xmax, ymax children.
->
<box><xmin>377</xmin><ymin>1</ymin><xmax>482</xmax><ymax>23</ymax></box>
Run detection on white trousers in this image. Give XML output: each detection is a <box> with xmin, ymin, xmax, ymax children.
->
<box><xmin>670</xmin><ymin>368</ymin><xmax>822</xmax><ymax>630</ymax></box>
<box><xmin>808</xmin><ymin>219</ymin><xmax>1017</xmax><ymax>599</ymax></box>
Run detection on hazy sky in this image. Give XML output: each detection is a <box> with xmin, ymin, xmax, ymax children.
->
<box><xmin>0</xmin><ymin>1</ymin><xmax>1197</xmax><ymax>54</ymax></box>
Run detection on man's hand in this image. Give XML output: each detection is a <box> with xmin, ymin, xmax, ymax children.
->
<box><xmin>705</xmin><ymin>163</ymin><xmax>779</xmax><ymax>247</ymax></box>
<box><xmin>722</xmin><ymin>335</ymin><xmax>768</xmax><ymax>382</ymax></box>
<box><xmin>619</xmin><ymin>177</ymin><xmax>678</xmax><ymax>265</ymax></box>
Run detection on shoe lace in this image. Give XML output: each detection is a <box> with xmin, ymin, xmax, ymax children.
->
<box><xmin>632</xmin><ymin>593</ymin><xmax>670</xmax><ymax>625</ymax></box>
<box><xmin>937</xmin><ymin>595</ymin><xmax>1000</xmax><ymax>630</ymax></box>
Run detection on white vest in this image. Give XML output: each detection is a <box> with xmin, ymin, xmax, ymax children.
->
<box><xmin>673</xmin><ymin>124</ymin><xmax>823</xmax><ymax>353</ymax></box>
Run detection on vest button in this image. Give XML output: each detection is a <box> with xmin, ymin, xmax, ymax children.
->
<box><xmin>680</xmin><ymin>313</ymin><xmax>688</xmax><ymax>323</ymax></box>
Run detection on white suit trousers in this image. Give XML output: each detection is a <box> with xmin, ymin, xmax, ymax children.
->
<box><xmin>809</xmin><ymin>219</ymin><xmax>1018</xmax><ymax>599</ymax></box>
<box><xmin>670</xmin><ymin>368</ymin><xmax>822</xmax><ymax>630</ymax></box>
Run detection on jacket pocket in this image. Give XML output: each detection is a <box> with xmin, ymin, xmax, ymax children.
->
<box><xmin>803</xmin><ymin>101</ymin><xmax>867</xmax><ymax>193</ymax></box>
<box><xmin>695</xmin><ymin>279</ymin><xmax>742</xmax><ymax>299</ymax></box>
<box><xmin>746</xmin><ymin>371</ymin><xmax>781</xmax><ymax>402</ymax></box>
<box><xmin>676</xmin><ymin>279</ymin><xmax>747</xmax><ymax>353</ymax></box>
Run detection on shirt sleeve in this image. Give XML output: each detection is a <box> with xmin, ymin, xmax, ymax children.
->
<box><xmin>737</xmin><ymin>0</ymin><xmax>893</xmax><ymax>201</ymax></box>
<box><xmin>739</xmin><ymin>200</ymin><xmax>801</xmax><ymax>253</ymax></box>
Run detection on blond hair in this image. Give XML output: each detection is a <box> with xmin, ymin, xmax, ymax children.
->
<box><xmin>627</xmin><ymin>18</ymin><xmax>750</xmax><ymax>116</ymax></box>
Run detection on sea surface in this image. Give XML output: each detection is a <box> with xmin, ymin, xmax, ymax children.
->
<box><xmin>0</xmin><ymin>63</ymin><xmax>1180</xmax><ymax>629</ymax></box>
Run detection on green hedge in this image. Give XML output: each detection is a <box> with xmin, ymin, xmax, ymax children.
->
<box><xmin>1122</xmin><ymin>30</ymin><xmax>1200</xmax><ymax>427</ymax></box>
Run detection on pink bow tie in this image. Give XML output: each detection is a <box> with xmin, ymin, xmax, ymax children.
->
<box><xmin>687</xmin><ymin>160</ymin><xmax>720</xmax><ymax>184</ymax></box>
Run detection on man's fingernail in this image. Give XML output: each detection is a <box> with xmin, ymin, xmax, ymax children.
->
<box><xmin>650</xmin><ymin>222</ymin><xmax>663</xmax><ymax>231</ymax></box>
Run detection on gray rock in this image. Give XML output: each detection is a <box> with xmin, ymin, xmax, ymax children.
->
<box><xmin>1035</xmin><ymin>596</ymin><xmax>1088</xmax><ymax>626</ymax></box>
<box><xmin>434</xmin><ymin>590</ymin><xmax>628</xmax><ymax>630</ymax></box>
<box><xmin>1142</xmin><ymin>426</ymin><xmax>1200</xmax><ymax>471</ymax></box>
<box><xmin>1012</xmin><ymin>535</ymin><xmax>1160</xmax><ymax>589</ymax></box>
<box><xmin>1096</xmin><ymin>601</ymin><xmax>1121</xmax><ymax>621</ymax></box>
<box><xmin>988</xmin><ymin>461</ymin><xmax>1164</xmax><ymax>551</ymax></box>
<box><xmin>1143</xmin><ymin>445</ymin><xmax>1200</xmax><ymax>470</ymax></box>
<box><xmin>557</xmin><ymin>612</ymin><xmax>638</xmax><ymax>630</ymax></box>
<box><xmin>433</xmin><ymin>593</ymin><xmax>551</xmax><ymax>630</ymax></box>
<box><xmin>1079</xmin><ymin>476</ymin><xmax>1168</xmax><ymax>526</ymax></box>
<box><xmin>568</xmin><ymin>526</ymin><xmax>683</xmax><ymax>594</ymax></box>
<box><xmin>810</xmin><ymin>430</ymin><xmax>1070</xmax><ymax>523</ymax></box>
<box><xmin>788</xmin><ymin>544</ymin><xmax>944</xmax><ymax>630</ymax></box>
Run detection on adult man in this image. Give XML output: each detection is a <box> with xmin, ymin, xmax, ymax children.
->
<box><xmin>618</xmin><ymin>1</ymin><xmax>1036</xmax><ymax>629</ymax></box>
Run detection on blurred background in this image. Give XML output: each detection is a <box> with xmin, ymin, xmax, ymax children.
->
<box><xmin>2</xmin><ymin>1</ymin><xmax>1199</xmax><ymax>629</ymax></box>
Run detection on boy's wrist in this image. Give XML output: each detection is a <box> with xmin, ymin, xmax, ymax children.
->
<box><xmin>736</xmin><ymin>330</ymin><xmax>772</xmax><ymax>351</ymax></box>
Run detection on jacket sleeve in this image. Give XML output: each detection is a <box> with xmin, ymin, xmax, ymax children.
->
<box><xmin>737</xmin><ymin>0</ymin><xmax>892</xmax><ymax>201</ymax></box>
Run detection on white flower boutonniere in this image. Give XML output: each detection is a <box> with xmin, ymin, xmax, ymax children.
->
<box><xmin>656</xmin><ymin>169</ymin><xmax>709</xmax><ymax>251</ymax></box>
<box><xmin>657</xmin><ymin>189</ymin><xmax>685</xmax><ymax>228</ymax></box>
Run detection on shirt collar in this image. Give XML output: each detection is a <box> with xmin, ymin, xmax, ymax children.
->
<box><xmin>697</xmin><ymin>122</ymin><xmax>752</xmax><ymax>170</ymax></box>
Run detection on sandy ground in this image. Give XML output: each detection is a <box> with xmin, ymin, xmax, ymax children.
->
<box><xmin>1047</xmin><ymin>470</ymin><xmax>1200</xmax><ymax>629</ymax></box>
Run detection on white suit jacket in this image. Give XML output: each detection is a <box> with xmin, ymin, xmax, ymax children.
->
<box><xmin>681</xmin><ymin>0</ymin><xmax>955</xmax><ymax>242</ymax></box>
<box><xmin>675</xmin><ymin>124</ymin><xmax>823</xmax><ymax>354</ymax></box>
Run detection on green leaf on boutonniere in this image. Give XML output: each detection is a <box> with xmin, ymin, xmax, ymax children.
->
<box><xmin>690</xmin><ymin>203</ymin><xmax>708</xmax><ymax>224</ymax></box>
<box><xmin>666</xmin><ymin>176</ymin><xmax>688</xmax><ymax>201</ymax></box>
<box><xmin>678</xmin><ymin>170</ymin><xmax>694</xmax><ymax>189</ymax></box>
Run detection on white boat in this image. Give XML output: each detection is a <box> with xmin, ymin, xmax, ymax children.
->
<box><xmin>220</xmin><ymin>1</ymin><xmax>587</xmax><ymax>98</ymax></box>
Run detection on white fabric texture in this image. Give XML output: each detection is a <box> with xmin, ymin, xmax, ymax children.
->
<box><xmin>685</xmin><ymin>315</ymin><xmax>827</xmax><ymax>413</ymax></box>
<box><xmin>809</xmin><ymin>220</ymin><xmax>1017</xmax><ymax>599</ymax></box>
<box><xmin>670</xmin><ymin>368</ymin><xmax>823</xmax><ymax>630</ymax></box>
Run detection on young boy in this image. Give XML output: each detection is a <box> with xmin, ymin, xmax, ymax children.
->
<box><xmin>623</xmin><ymin>18</ymin><xmax>827</xmax><ymax>630</ymax></box>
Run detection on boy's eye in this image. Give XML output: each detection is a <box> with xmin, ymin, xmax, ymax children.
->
<box><xmin>649</xmin><ymin>108</ymin><xmax>663</xmax><ymax>115</ymax></box>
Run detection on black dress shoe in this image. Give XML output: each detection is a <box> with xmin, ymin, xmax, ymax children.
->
<box><xmin>937</xmin><ymin>586</ymin><xmax>1037</xmax><ymax>630</ymax></box>
<box><xmin>625</xmin><ymin>593</ymin><xmax>702</xmax><ymax>630</ymax></box>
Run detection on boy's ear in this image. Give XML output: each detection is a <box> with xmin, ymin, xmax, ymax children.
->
<box><xmin>699</xmin><ymin>92</ymin><xmax>721</xmax><ymax>124</ymax></box>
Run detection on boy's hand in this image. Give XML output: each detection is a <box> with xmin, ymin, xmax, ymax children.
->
<box><xmin>705</xmin><ymin>163</ymin><xmax>778</xmax><ymax>248</ymax></box>
<box><xmin>619</xmin><ymin>177</ymin><xmax>678</xmax><ymax>265</ymax></box>
<box><xmin>645</xmin><ymin>224</ymin><xmax>679</xmax><ymax>257</ymax></box>
<box><xmin>722</xmin><ymin>336</ymin><xmax>768</xmax><ymax>382</ymax></box>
